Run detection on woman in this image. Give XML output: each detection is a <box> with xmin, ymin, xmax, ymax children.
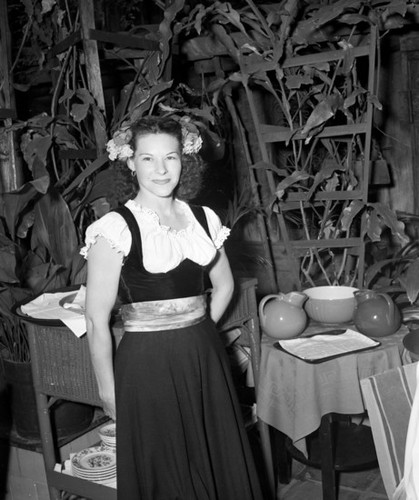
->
<box><xmin>81</xmin><ymin>116</ymin><xmax>263</xmax><ymax>499</ymax></box>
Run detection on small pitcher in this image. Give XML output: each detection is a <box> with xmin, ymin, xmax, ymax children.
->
<box><xmin>259</xmin><ymin>291</ymin><xmax>308</xmax><ymax>339</ymax></box>
<box><xmin>353</xmin><ymin>289</ymin><xmax>401</xmax><ymax>338</ymax></box>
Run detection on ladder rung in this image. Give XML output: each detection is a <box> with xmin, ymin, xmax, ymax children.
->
<box><xmin>282</xmin><ymin>44</ymin><xmax>370</xmax><ymax>69</ymax></box>
<box><xmin>0</xmin><ymin>108</ymin><xmax>17</xmax><ymax>119</ymax></box>
<box><xmin>89</xmin><ymin>30</ymin><xmax>160</xmax><ymax>51</ymax></box>
<box><xmin>289</xmin><ymin>238</ymin><xmax>363</xmax><ymax>249</ymax></box>
<box><xmin>58</xmin><ymin>149</ymin><xmax>97</xmax><ymax>160</ymax></box>
<box><xmin>260</xmin><ymin>123</ymin><xmax>369</xmax><ymax>143</ymax></box>
<box><xmin>50</xmin><ymin>30</ymin><xmax>82</xmax><ymax>56</ymax></box>
<box><xmin>279</xmin><ymin>190</ymin><xmax>366</xmax><ymax>210</ymax></box>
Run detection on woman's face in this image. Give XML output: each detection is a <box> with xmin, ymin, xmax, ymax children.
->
<box><xmin>127</xmin><ymin>133</ymin><xmax>182</xmax><ymax>200</ymax></box>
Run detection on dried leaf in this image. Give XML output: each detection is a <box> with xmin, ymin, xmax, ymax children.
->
<box><xmin>275</xmin><ymin>171</ymin><xmax>311</xmax><ymax>200</ymax></box>
<box><xmin>370</xmin><ymin>202</ymin><xmax>409</xmax><ymax>245</ymax></box>
<box><xmin>402</xmin><ymin>259</ymin><xmax>419</xmax><ymax>304</ymax></box>
<box><xmin>31</xmin><ymin>190</ymin><xmax>78</xmax><ymax>268</ymax></box>
<box><xmin>285</xmin><ymin>74</ymin><xmax>313</xmax><ymax>89</ymax></box>
<box><xmin>344</xmin><ymin>88</ymin><xmax>366</xmax><ymax>109</ymax></box>
<box><xmin>70</xmin><ymin>103</ymin><xmax>89</xmax><ymax>123</ymax></box>
<box><xmin>366</xmin><ymin>210</ymin><xmax>382</xmax><ymax>242</ymax></box>
<box><xmin>341</xmin><ymin>200</ymin><xmax>365</xmax><ymax>232</ymax></box>
<box><xmin>1</xmin><ymin>184</ymin><xmax>38</xmax><ymax>240</ymax></box>
<box><xmin>0</xmin><ymin>246</ymin><xmax>18</xmax><ymax>283</ymax></box>
<box><xmin>300</xmin><ymin>94</ymin><xmax>343</xmax><ymax>139</ymax></box>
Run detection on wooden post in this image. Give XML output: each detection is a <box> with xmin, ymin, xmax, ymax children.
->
<box><xmin>0</xmin><ymin>0</ymin><xmax>24</xmax><ymax>192</ymax></box>
<box><xmin>78</xmin><ymin>0</ymin><xmax>108</xmax><ymax>153</ymax></box>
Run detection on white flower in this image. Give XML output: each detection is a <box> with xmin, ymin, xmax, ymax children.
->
<box><xmin>106</xmin><ymin>139</ymin><xmax>134</xmax><ymax>161</ymax></box>
<box><xmin>41</xmin><ymin>0</ymin><xmax>56</xmax><ymax>14</ymax></box>
<box><xmin>182</xmin><ymin>129</ymin><xmax>203</xmax><ymax>155</ymax></box>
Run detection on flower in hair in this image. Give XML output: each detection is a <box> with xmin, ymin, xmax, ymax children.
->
<box><xmin>106</xmin><ymin>127</ymin><xmax>134</xmax><ymax>161</ymax></box>
<box><xmin>182</xmin><ymin>128</ymin><xmax>203</xmax><ymax>155</ymax></box>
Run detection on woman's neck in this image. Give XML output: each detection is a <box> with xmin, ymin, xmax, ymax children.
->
<box><xmin>133</xmin><ymin>193</ymin><xmax>178</xmax><ymax>216</ymax></box>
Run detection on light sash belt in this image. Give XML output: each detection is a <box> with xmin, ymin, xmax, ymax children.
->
<box><xmin>121</xmin><ymin>295</ymin><xmax>207</xmax><ymax>332</ymax></box>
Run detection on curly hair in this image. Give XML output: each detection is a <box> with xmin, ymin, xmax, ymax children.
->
<box><xmin>126</xmin><ymin>116</ymin><xmax>206</xmax><ymax>201</ymax></box>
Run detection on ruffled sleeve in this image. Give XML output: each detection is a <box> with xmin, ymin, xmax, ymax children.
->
<box><xmin>202</xmin><ymin>206</ymin><xmax>231</xmax><ymax>249</ymax></box>
<box><xmin>80</xmin><ymin>211</ymin><xmax>132</xmax><ymax>259</ymax></box>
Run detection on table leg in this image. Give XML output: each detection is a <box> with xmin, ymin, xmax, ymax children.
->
<box><xmin>274</xmin><ymin>430</ymin><xmax>292</xmax><ymax>484</ymax></box>
<box><xmin>257</xmin><ymin>419</ymin><xmax>276</xmax><ymax>500</ymax></box>
<box><xmin>319</xmin><ymin>414</ymin><xmax>337</xmax><ymax>500</ymax></box>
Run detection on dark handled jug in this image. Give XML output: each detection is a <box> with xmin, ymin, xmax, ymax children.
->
<box><xmin>353</xmin><ymin>289</ymin><xmax>401</xmax><ymax>338</ymax></box>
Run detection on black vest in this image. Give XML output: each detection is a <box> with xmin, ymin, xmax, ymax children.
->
<box><xmin>112</xmin><ymin>205</ymin><xmax>211</xmax><ymax>304</ymax></box>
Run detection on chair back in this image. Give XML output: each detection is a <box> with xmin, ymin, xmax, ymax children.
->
<box><xmin>360</xmin><ymin>363</ymin><xmax>418</xmax><ymax>499</ymax></box>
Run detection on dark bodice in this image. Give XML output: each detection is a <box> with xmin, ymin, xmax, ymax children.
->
<box><xmin>113</xmin><ymin>205</ymin><xmax>211</xmax><ymax>304</ymax></box>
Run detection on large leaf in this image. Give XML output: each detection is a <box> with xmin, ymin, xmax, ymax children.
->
<box><xmin>31</xmin><ymin>157</ymin><xmax>50</xmax><ymax>194</ymax></box>
<box><xmin>70</xmin><ymin>103</ymin><xmax>90</xmax><ymax>122</ymax></box>
<box><xmin>0</xmin><ymin>184</ymin><xmax>38</xmax><ymax>240</ymax></box>
<box><xmin>341</xmin><ymin>199</ymin><xmax>365</xmax><ymax>232</ymax></box>
<box><xmin>0</xmin><ymin>242</ymin><xmax>18</xmax><ymax>283</ymax></box>
<box><xmin>370</xmin><ymin>202</ymin><xmax>409</xmax><ymax>245</ymax></box>
<box><xmin>0</xmin><ymin>286</ymin><xmax>31</xmax><ymax>318</ymax></box>
<box><xmin>25</xmin><ymin>134</ymin><xmax>52</xmax><ymax>170</ymax></box>
<box><xmin>129</xmin><ymin>81</ymin><xmax>174</xmax><ymax>123</ymax></box>
<box><xmin>25</xmin><ymin>262</ymin><xmax>64</xmax><ymax>295</ymax></box>
<box><xmin>62</xmin><ymin>153</ymin><xmax>109</xmax><ymax>197</ymax></box>
<box><xmin>85</xmin><ymin>169</ymin><xmax>117</xmax><ymax>204</ymax></box>
<box><xmin>300</xmin><ymin>94</ymin><xmax>343</xmax><ymax>141</ymax></box>
<box><xmin>306</xmin><ymin>162</ymin><xmax>345</xmax><ymax>199</ymax></box>
<box><xmin>31</xmin><ymin>189</ymin><xmax>78</xmax><ymax>268</ymax></box>
<box><xmin>275</xmin><ymin>171</ymin><xmax>311</xmax><ymax>200</ymax></box>
<box><xmin>158</xmin><ymin>0</ymin><xmax>185</xmax><ymax>78</ymax></box>
<box><xmin>364</xmin><ymin>257</ymin><xmax>396</xmax><ymax>288</ymax></box>
<box><xmin>400</xmin><ymin>258</ymin><xmax>419</xmax><ymax>304</ymax></box>
<box><xmin>365</xmin><ymin>209</ymin><xmax>382</xmax><ymax>242</ymax></box>
<box><xmin>251</xmin><ymin>160</ymin><xmax>288</xmax><ymax>177</ymax></box>
<box><xmin>285</xmin><ymin>73</ymin><xmax>314</xmax><ymax>89</ymax></box>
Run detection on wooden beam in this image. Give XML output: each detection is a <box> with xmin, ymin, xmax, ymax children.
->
<box><xmin>58</xmin><ymin>149</ymin><xmax>97</xmax><ymax>160</ymax></box>
<box><xmin>279</xmin><ymin>190</ymin><xmax>365</xmax><ymax>211</ymax></box>
<box><xmin>89</xmin><ymin>30</ymin><xmax>160</xmax><ymax>51</ymax></box>
<box><xmin>289</xmin><ymin>237</ymin><xmax>362</xmax><ymax>249</ymax></box>
<box><xmin>282</xmin><ymin>44</ymin><xmax>370</xmax><ymax>69</ymax></box>
<box><xmin>50</xmin><ymin>30</ymin><xmax>82</xmax><ymax>56</ymax></box>
<box><xmin>78</xmin><ymin>0</ymin><xmax>107</xmax><ymax>153</ymax></box>
<box><xmin>260</xmin><ymin>123</ymin><xmax>368</xmax><ymax>143</ymax></box>
<box><xmin>0</xmin><ymin>108</ymin><xmax>17</xmax><ymax>119</ymax></box>
<box><xmin>0</xmin><ymin>0</ymin><xmax>23</xmax><ymax>191</ymax></box>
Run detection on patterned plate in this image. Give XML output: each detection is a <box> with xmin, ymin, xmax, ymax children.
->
<box><xmin>71</xmin><ymin>446</ymin><xmax>116</xmax><ymax>474</ymax></box>
<box><xmin>99</xmin><ymin>423</ymin><xmax>116</xmax><ymax>439</ymax></box>
<box><xmin>72</xmin><ymin>468</ymin><xmax>116</xmax><ymax>480</ymax></box>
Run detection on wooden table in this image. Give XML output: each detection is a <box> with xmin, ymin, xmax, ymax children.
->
<box><xmin>256</xmin><ymin>323</ymin><xmax>409</xmax><ymax>500</ymax></box>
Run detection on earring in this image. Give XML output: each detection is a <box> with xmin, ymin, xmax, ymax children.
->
<box><xmin>131</xmin><ymin>171</ymin><xmax>136</xmax><ymax>177</ymax></box>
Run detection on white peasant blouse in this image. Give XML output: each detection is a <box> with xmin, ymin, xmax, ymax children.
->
<box><xmin>80</xmin><ymin>199</ymin><xmax>230</xmax><ymax>273</ymax></box>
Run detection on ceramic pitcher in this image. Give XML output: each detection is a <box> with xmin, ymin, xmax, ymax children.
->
<box><xmin>259</xmin><ymin>291</ymin><xmax>308</xmax><ymax>340</ymax></box>
<box><xmin>353</xmin><ymin>289</ymin><xmax>401</xmax><ymax>338</ymax></box>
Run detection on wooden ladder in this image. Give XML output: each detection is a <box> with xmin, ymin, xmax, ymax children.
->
<box><xmin>245</xmin><ymin>26</ymin><xmax>379</xmax><ymax>291</ymax></box>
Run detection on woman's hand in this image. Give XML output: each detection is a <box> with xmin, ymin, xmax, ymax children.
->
<box><xmin>101</xmin><ymin>391</ymin><xmax>116</xmax><ymax>421</ymax></box>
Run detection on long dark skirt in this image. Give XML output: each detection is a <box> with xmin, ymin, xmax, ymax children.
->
<box><xmin>115</xmin><ymin>317</ymin><xmax>263</xmax><ymax>500</ymax></box>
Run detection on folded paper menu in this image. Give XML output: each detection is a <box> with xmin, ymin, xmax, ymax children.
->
<box><xmin>275</xmin><ymin>329</ymin><xmax>380</xmax><ymax>362</ymax></box>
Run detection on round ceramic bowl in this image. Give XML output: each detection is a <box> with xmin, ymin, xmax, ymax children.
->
<box><xmin>303</xmin><ymin>286</ymin><xmax>359</xmax><ymax>324</ymax></box>
<box><xmin>403</xmin><ymin>329</ymin><xmax>419</xmax><ymax>362</ymax></box>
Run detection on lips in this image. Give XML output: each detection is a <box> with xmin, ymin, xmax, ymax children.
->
<box><xmin>152</xmin><ymin>179</ymin><xmax>171</xmax><ymax>185</ymax></box>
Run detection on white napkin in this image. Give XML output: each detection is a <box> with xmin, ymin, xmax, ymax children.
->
<box><xmin>20</xmin><ymin>287</ymin><xmax>87</xmax><ymax>337</ymax></box>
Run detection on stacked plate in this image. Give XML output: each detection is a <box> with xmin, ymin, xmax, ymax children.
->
<box><xmin>71</xmin><ymin>445</ymin><xmax>116</xmax><ymax>484</ymax></box>
<box><xmin>99</xmin><ymin>422</ymin><xmax>116</xmax><ymax>449</ymax></box>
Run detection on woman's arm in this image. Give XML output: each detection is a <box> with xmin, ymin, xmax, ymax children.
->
<box><xmin>85</xmin><ymin>237</ymin><xmax>123</xmax><ymax>420</ymax></box>
<box><xmin>207</xmin><ymin>247</ymin><xmax>234</xmax><ymax>324</ymax></box>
